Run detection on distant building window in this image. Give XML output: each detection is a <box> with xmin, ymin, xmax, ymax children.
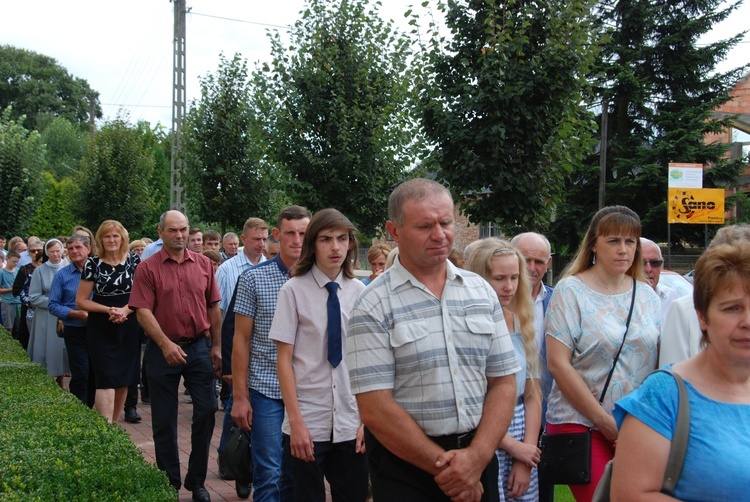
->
<box><xmin>479</xmin><ymin>222</ymin><xmax>502</xmax><ymax>239</ymax></box>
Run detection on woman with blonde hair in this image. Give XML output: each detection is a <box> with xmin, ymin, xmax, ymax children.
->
<box><xmin>129</xmin><ymin>239</ymin><xmax>146</xmax><ymax>258</ymax></box>
<box><xmin>467</xmin><ymin>238</ymin><xmax>542</xmax><ymax>501</ymax></box>
<box><xmin>76</xmin><ymin>220</ymin><xmax>141</xmax><ymax>423</ymax></box>
<box><xmin>362</xmin><ymin>243</ymin><xmax>391</xmax><ymax>286</ymax></box>
<box><xmin>544</xmin><ymin>206</ymin><xmax>660</xmax><ymax>501</ymax></box>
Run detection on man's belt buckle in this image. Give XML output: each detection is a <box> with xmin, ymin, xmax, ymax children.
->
<box><xmin>456</xmin><ymin>431</ymin><xmax>474</xmax><ymax>449</ymax></box>
<box><xmin>177</xmin><ymin>337</ymin><xmax>199</xmax><ymax>348</ymax></box>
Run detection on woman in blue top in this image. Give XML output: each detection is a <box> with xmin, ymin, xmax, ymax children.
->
<box><xmin>467</xmin><ymin>238</ymin><xmax>542</xmax><ymax>501</ymax></box>
<box><xmin>612</xmin><ymin>241</ymin><xmax>750</xmax><ymax>500</ymax></box>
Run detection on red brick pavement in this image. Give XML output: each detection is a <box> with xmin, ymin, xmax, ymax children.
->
<box><xmin>119</xmin><ymin>383</ymin><xmax>342</xmax><ymax>502</ymax></box>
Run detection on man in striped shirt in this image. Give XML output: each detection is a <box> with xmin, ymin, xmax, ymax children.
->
<box><xmin>347</xmin><ymin>179</ymin><xmax>519</xmax><ymax>502</ymax></box>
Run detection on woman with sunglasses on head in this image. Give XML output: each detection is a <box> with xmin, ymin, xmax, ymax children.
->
<box><xmin>467</xmin><ymin>238</ymin><xmax>542</xmax><ymax>501</ymax></box>
<box><xmin>544</xmin><ymin>206</ymin><xmax>660</xmax><ymax>501</ymax></box>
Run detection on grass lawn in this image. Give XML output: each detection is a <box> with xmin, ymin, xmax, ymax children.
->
<box><xmin>555</xmin><ymin>484</ymin><xmax>576</xmax><ymax>501</ymax></box>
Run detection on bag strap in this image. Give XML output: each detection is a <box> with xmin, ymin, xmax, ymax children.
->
<box><xmin>654</xmin><ymin>369</ymin><xmax>690</xmax><ymax>495</ymax></box>
<box><xmin>598</xmin><ymin>278</ymin><xmax>637</xmax><ymax>404</ymax></box>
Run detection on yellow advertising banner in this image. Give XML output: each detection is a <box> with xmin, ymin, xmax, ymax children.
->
<box><xmin>668</xmin><ymin>188</ymin><xmax>725</xmax><ymax>224</ymax></box>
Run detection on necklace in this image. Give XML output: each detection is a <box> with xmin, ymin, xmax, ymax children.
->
<box><xmin>593</xmin><ymin>272</ymin><xmax>626</xmax><ymax>295</ymax></box>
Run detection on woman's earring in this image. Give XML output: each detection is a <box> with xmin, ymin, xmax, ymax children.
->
<box><xmin>592</xmin><ymin>253</ymin><xmax>596</xmax><ymax>265</ymax></box>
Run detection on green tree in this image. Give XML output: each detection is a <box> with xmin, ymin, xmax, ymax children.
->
<box><xmin>258</xmin><ymin>0</ymin><xmax>419</xmax><ymax>235</ymax></box>
<box><xmin>76</xmin><ymin>117</ymin><xmax>156</xmax><ymax>233</ymax></box>
<box><xmin>29</xmin><ymin>172</ymin><xmax>78</xmax><ymax>237</ymax></box>
<box><xmin>40</xmin><ymin>116</ymin><xmax>88</xmax><ymax>180</ymax></box>
<box><xmin>182</xmin><ymin>53</ymin><xmax>281</xmax><ymax>234</ymax></box>
<box><xmin>0</xmin><ymin>45</ymin><xmax>101</xmax><ymax>132</ymax></box>
<box><xmin>551</xmin><ymin>0</ymin><xmax>748</xmax><ymax>249</ymax></box>
<box><xmin>0</xmin><ymin>107</ymin><xmax>47</xmax><ymax>236</ymax></box>
<box><xmin>419</xmin><ymin>0</ymin><xmax>599</xmax><ymax>229</ymax></box>
<box><xmin>141</xmin><ymin>124</ymin><xmax>172</xmax><ymax>239</ymax></box>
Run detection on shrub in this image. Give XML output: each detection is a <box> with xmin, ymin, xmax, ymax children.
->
<box><xmin>0</xmin><ymin>329</ymin><xmax>176</xmax><ymax>501</ymax></box>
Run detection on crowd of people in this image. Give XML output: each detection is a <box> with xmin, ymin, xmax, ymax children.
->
<box><xmin>1</xmin><ymin>177</ymin><xmax>749</xmax><ymax>502</ymax></box>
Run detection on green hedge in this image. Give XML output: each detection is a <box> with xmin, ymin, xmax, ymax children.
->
<box><xmin>0</xmin><ymin>328</ymin><xmax>176</xmax><ymax>501</ymax></box>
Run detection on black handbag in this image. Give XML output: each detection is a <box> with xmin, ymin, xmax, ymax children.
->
<box><xmin>539</xmin><ymin>279</ymin><xmax>636</xmax><ymax>485</ymax></box>
<box><xmin>539</xmin><ymin>430</ymin><xmax>592</xmax><ymax>484</ymax></box>
<box><xmin>219</xmin><ymin>426</ymin><xmax>254</xmax><ymax>485</ymax></box>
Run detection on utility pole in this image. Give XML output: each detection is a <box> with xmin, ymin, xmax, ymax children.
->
<box><xmin>598</xmin><ymin>96</ymin><xmax>608</xmax><ymax>209</ymax></box>
<box><xmin>170</xmin><ymin>0</ymin><xmax>187</xmax><ymax>213</ymax></box>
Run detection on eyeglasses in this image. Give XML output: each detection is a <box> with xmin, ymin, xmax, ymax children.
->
<box><xmin>643</xmin><ymin>259</ymin><xmax>663</xmax><ymax>268</ymax></box>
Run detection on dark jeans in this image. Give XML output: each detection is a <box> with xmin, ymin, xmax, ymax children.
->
<box><xmin>145</xmin><ymin>337</ymin><xmax>217</xmax><ymax>489</ymax></box>
<box><xmin>63</xmin><ymin>325</ymin><xmax>95</xmax><ymax>408</ymax></box>
<box><xmin>284</xmin><ymin>435</ymin><xmax>368</xmax><ymax>502</ymax></box>
<box><xmin>365</xmin><ymin>429</ymin><xmax>499</xmax><ymax>502</ymax></box>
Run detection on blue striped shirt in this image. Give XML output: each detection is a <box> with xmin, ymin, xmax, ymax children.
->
<box><xmin>216</xmin><ymin>251</ymin><xmax>266</xmax><ymax>313</ymax></box>
<box><xmin>233</xmin><ymin>255</ymin><xmax>290</xmax><ymax>399</ymax></box>
<box><xmin>347</xmin><ymin>259</ymin><xmax>520</xmax><ymax>436</ymax></box>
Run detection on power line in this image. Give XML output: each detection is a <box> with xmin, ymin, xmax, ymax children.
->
<box><xmin>101</xmin><ymin>103</ymin><xmax>171</xmax><ymax>108</ymax></box>
<box><xmin>190</xmin><ymin>11</ymin><xmax>292</xmax><ymax>30</ymax></box>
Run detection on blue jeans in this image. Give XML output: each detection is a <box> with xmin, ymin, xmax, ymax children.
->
<box><xmin>250</xmin><ymin>388</ymin><xmax>294</xmax><ymax>502</ymax></box>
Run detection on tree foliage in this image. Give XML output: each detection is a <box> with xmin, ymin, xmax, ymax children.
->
<box><xmin>550</xmin><ymin>0</ymin><xmax>748</xmax><ymax>249</ymax></box>
<box><xmin>141</xmin><ymin>124</ymin><xmax>172</xmax><ymax>239</ymax></box>
<box><xmin>40</xmin><ymin>117</ymin><xmax>88</xmax><ymax>180</ymax></box>
<box><xmin>258</xmin><ymin>0</ymin><xmax>419</xmax><ymax>235</ymax></box>
<box><xmin>0</xmin><ymin>45</ymin><xmax>102</xmax><ymax>132</ymax></box>
<box><xmin>182</xmin><ymin>53</ymin><xmax>282</xmax><ymax>234</ymax></box>
<box><xmin>75</xmin><ymin>118</ymin><xmax>157</xmax><ymax>234</ymax></box>
<box><xmin>29</xmin><ymin>172</ymin><xmax>78</xmax><ymax>238</ymax></box>
<box><xmin>0</xmin><ymin>108</ymin><xmax>47</xmax><ymax>237</ymax></box>
<box><xmin>419</xmin><ymin>0</ymin><xmax>599</xmax><ymax>230</ymax></box>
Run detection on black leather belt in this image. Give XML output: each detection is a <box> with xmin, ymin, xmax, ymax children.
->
<box><xmin>176</xmin><ymin>333</ymin><xmax>206</xmax><ymax>348</ymax></box>
<box><xmin>428</xmin><ymin>429</ymin><xmax>476</xmax><ymax>450</ymax></box>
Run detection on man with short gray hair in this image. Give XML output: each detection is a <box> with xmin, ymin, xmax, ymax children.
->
<box><xmin>640</xmin><ymin>237</ymin><xmax>679</xmax><ymax>317</ymax></box>
<box><xmin>348</xmin><ymin>178</ymin><xmax>519</xmax><ymax>501</ymax></box>
<box><xmin>221</xmin><ymin>232</ymin><xmax>240</xmax><ymax>261</ymax></box>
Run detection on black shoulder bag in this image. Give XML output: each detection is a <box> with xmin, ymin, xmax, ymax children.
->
<box><xmin>538</xmin><ymin>278</ymin><xmax>636</xmax><ymax>485</ymax></box>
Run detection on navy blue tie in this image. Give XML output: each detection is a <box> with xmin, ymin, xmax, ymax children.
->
<box><xmin>325</xmin><ymin>281</ymin><xmax>342</xmax><ymax>368</ymax></box>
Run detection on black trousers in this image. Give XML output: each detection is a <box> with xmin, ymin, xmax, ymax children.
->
<box><xmin>283</xmin><ymin>435</ymin><xmax>368</xmax><ymax>502</ymax></box>
<box><xmin>63</xmin><ymin>325</ymin><xmax>95</xmax><ymax>408</ymax></box>
<box><xmin>124</xmin><ymin>341</ymin><xmax>143</xmax><ymax>409</ymax></box>
<box><xmin>365</xmin><ymin>429</ymin><xmax>499</xmax><ymax>502</ymax></box>
<box><xmin>145</xmin><ymin>337</ymin><xmax>217</xmax><ymax>489</ymax></box>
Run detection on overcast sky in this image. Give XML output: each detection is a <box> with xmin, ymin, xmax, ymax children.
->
<box><xmin>1</xmin><ymin>0</ymin><xmax>748</xmax><ymax>129</ymax></box>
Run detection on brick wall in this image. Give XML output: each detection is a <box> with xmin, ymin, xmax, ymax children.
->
<box><xmin>718</xmin><ymin>73</ymin><xmax>750</xmax><ymax>115</ymax></box>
